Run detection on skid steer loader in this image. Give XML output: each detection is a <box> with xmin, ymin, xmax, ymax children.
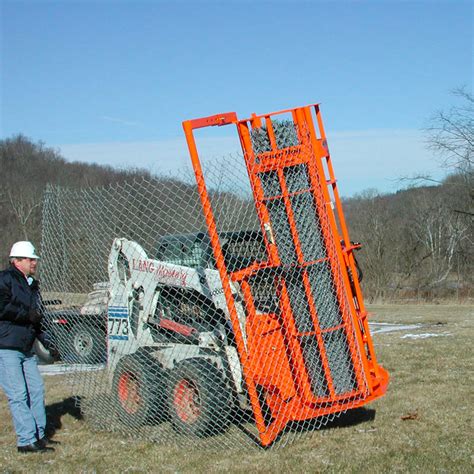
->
<box><xmin>107</xmin><ymin>232</ymin><xmax>266</xmax><ymax>437</ymax></box>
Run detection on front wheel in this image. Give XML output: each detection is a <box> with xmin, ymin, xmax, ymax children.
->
<box><xmin>113</xmin><ymin>353</ymin><xmax>165</xmax><ymax>428</ymax></box>
<box><xmin>167</xmin><ymin>358</ymin><xmax>231</xmax><ymax>437</ymax></box>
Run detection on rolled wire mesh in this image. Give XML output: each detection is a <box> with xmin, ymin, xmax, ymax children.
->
<box><xmin>40</xmin><ymin>120</ymin><xmax>371</xmax><ymax>449</ymax></box>
<box><xmin>242</xmin><ymin>121</ymin><xmax>369</xmax><ymax>441</ymax></box>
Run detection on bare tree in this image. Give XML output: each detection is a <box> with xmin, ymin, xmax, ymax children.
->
<box><xmin>408</xmin><ymin>190</ymin><xmax>469</xmax><ymax>288</ymax></box>
<box><xmin>426</xmin><ymin>87</ymin><xmax>473</xmax><ymax>172</ymax></box>
<box><xmin>6</xmin><ymin>188</ymin><xmax>42</xmax><ymax>240</ymax></box>
<box><xmin>425</xmin><ymin>86</ymin><xmax>474</xmax><ymax>214</ymax></box>
<box><xmin>344</xmin><ymin>189</ymin><xmax>397</xmax><ymax>300</ymax></box>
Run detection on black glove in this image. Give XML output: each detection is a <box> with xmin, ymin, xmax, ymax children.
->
<box><xmin>28</xmin><ymin>308</ymin><xmax>42</xmax><ymax>324</ymax></box>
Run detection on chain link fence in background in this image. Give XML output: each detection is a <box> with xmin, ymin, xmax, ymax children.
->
<box><xmin>40</xmin><ymin>115</ymin><xmax>386</xmax><ymax>449</ymax></box>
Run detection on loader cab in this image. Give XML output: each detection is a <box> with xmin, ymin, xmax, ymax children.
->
<box><xmin>219</xmin><ymin>230</ymin><xmax>266</xmax><ymax>272</ymax></box>
<box><xmin>149</xmin><ymin>285</ymin><xmax>226</xmax><ymax>341</ymax></box>
<box><xmin>155</xmin><ymin>232</ymin><xmax>214</xmax><ymax>269</ymax></box>
<box><xmin>155</xmin><ymin>230</ymin><xmax>266</xmax><ymax>273</ymax></box>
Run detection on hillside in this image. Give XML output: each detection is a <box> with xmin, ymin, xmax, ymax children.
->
<box><xmin>0</xmin><ymin>135</ymin><xmax>154</xmax><ymax>266</ymax></box>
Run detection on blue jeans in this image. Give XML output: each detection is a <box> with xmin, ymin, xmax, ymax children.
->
<box><xmin>0</xmin><ymin>349</ymin><xmax>46</xmax><ymax>446</ymax></box>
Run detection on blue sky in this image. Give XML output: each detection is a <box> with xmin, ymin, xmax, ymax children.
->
<box><xmin>1</xmin><ymin>0</ymin><xmax>472</xmax><ymax>196</ymax></box>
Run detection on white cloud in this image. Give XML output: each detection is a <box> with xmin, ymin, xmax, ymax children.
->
<box><xmin>57</xmin><ymin>129</ymin><xmax>444</xmax><ymax>197</ymax></box>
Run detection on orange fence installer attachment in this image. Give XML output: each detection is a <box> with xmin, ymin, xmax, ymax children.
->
<box><xmin>183</xmin><ymin>104</ymin><xmax>389</xmax><ymax>447</ymax></box>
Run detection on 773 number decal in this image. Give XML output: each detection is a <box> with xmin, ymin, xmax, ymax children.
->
<box><xmin>108</xmin><ymin>313</ymin><xmax>129</xmax><ymax>340</ymax></box>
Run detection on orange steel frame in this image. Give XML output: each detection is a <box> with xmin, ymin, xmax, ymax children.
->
<box><xmin>183</xmin><ymin>104</ymin><xmax>389</xmax><ymax>446</ymax></box>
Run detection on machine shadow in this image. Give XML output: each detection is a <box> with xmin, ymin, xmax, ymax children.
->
<box><xmin>45</xmin><ymin>396</ymin><xmax>83</xmax><ymax>437</ymax></box>
<box><xmin>320</xmin><ymin>406</ymin><xmax>376</xmax><ymax>429</ymax></box>
<box><xmin>234</xmin><ymin>406</ymin><xmax>377</xmax><ymax>448</ymax></box>
<box><xmin>278</xmin><ymin>407</ymin><xmax>377</xmax><ymax>443</ymax></box>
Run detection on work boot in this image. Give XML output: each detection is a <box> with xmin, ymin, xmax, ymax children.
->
<box><xmin>38</xmin><ymin>437</ymin><xmax>61</xmax><ymax>448</ymax></box>
<box><xmin>17</xmin><ymin>441</ymin><xmax>55</xmax><ymax>453</ymax></box>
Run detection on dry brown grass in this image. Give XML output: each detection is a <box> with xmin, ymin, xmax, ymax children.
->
<box><xmin>1</xmin><ymin>304</ymin><xmax>472</xmax><ymax>473</ymax></box>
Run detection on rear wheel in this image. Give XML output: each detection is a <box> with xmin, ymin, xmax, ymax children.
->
<box><xmin>113</xmin><ymin>353</ymin><xmax>165</xmax><ymax>428</ymax></box>
<box><xmin>168</xmin><ymin>358</ymin><xmax>230</xmax><ymax>437</ymax></box>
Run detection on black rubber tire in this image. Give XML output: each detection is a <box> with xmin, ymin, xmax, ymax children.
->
<box><xmin>112</xmin><ymin>353</ymin><xmax>165</xmax><ymax>428</ymax></box>
<box><xmin>33</xmin><ymin>339</ymin><xmax>55</xmax><ymax>364</ymax></box>
<box><xmin>167</xmin><ymin>358</ymin><xmax>230</xmax><ymax>437</ymax></box>
<box><xmin>68</xmin><ymin>323</ymin><xmax>105</xmax><ymax>364</ymax></box>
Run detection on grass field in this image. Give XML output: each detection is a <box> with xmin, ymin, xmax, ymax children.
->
<box><xmin>1</xmin><ymin>304</ymin><xmax>472</xmax><ymax>473</ymax></box>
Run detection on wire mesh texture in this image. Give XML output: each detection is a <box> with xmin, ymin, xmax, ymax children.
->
<box><xmin>40</xmin><ymin>115</ymin><xmax>386</xmax><ymax>449</ymax></box>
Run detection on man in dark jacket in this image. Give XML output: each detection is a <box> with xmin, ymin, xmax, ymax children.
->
<box><xmin>0</xmin><ymin>241</ymin><xmax>58</xmax><ymax>453</ymax></box>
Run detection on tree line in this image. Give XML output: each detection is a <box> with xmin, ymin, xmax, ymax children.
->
<box><xmin>344</xmin><ymin>174</ymin><xmax>472</xmax><ymax>300</ymax></box>
<box><xmin>348</xmin><ymin>87</ymin><xmax>473</xmax><ymax>300</ymax></box>
<box><xmin>0</xmin><ymin>135</ymin><xmax>154</xmax><ymax>267</ymax></box>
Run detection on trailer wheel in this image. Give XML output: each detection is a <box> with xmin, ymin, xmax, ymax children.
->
<box><xmin>168</xmin><ymin>358</ymin><xmax>230</xmax><ymax>437</ymax></box>
<box><xmin>69</xmin><ymin>323</ymin><xmax>105</xmax><ymax>364</ymax></box>
<box><xmin>113</xmin><ymin>353</ymin><xmax>164</xmax><ymax>428</ymax></box>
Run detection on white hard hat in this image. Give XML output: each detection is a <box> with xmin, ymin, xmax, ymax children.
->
<box><xmin>9</xmin><ymin>241</ymin><xmax>40</xmax><ymax>259</ymax></box>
